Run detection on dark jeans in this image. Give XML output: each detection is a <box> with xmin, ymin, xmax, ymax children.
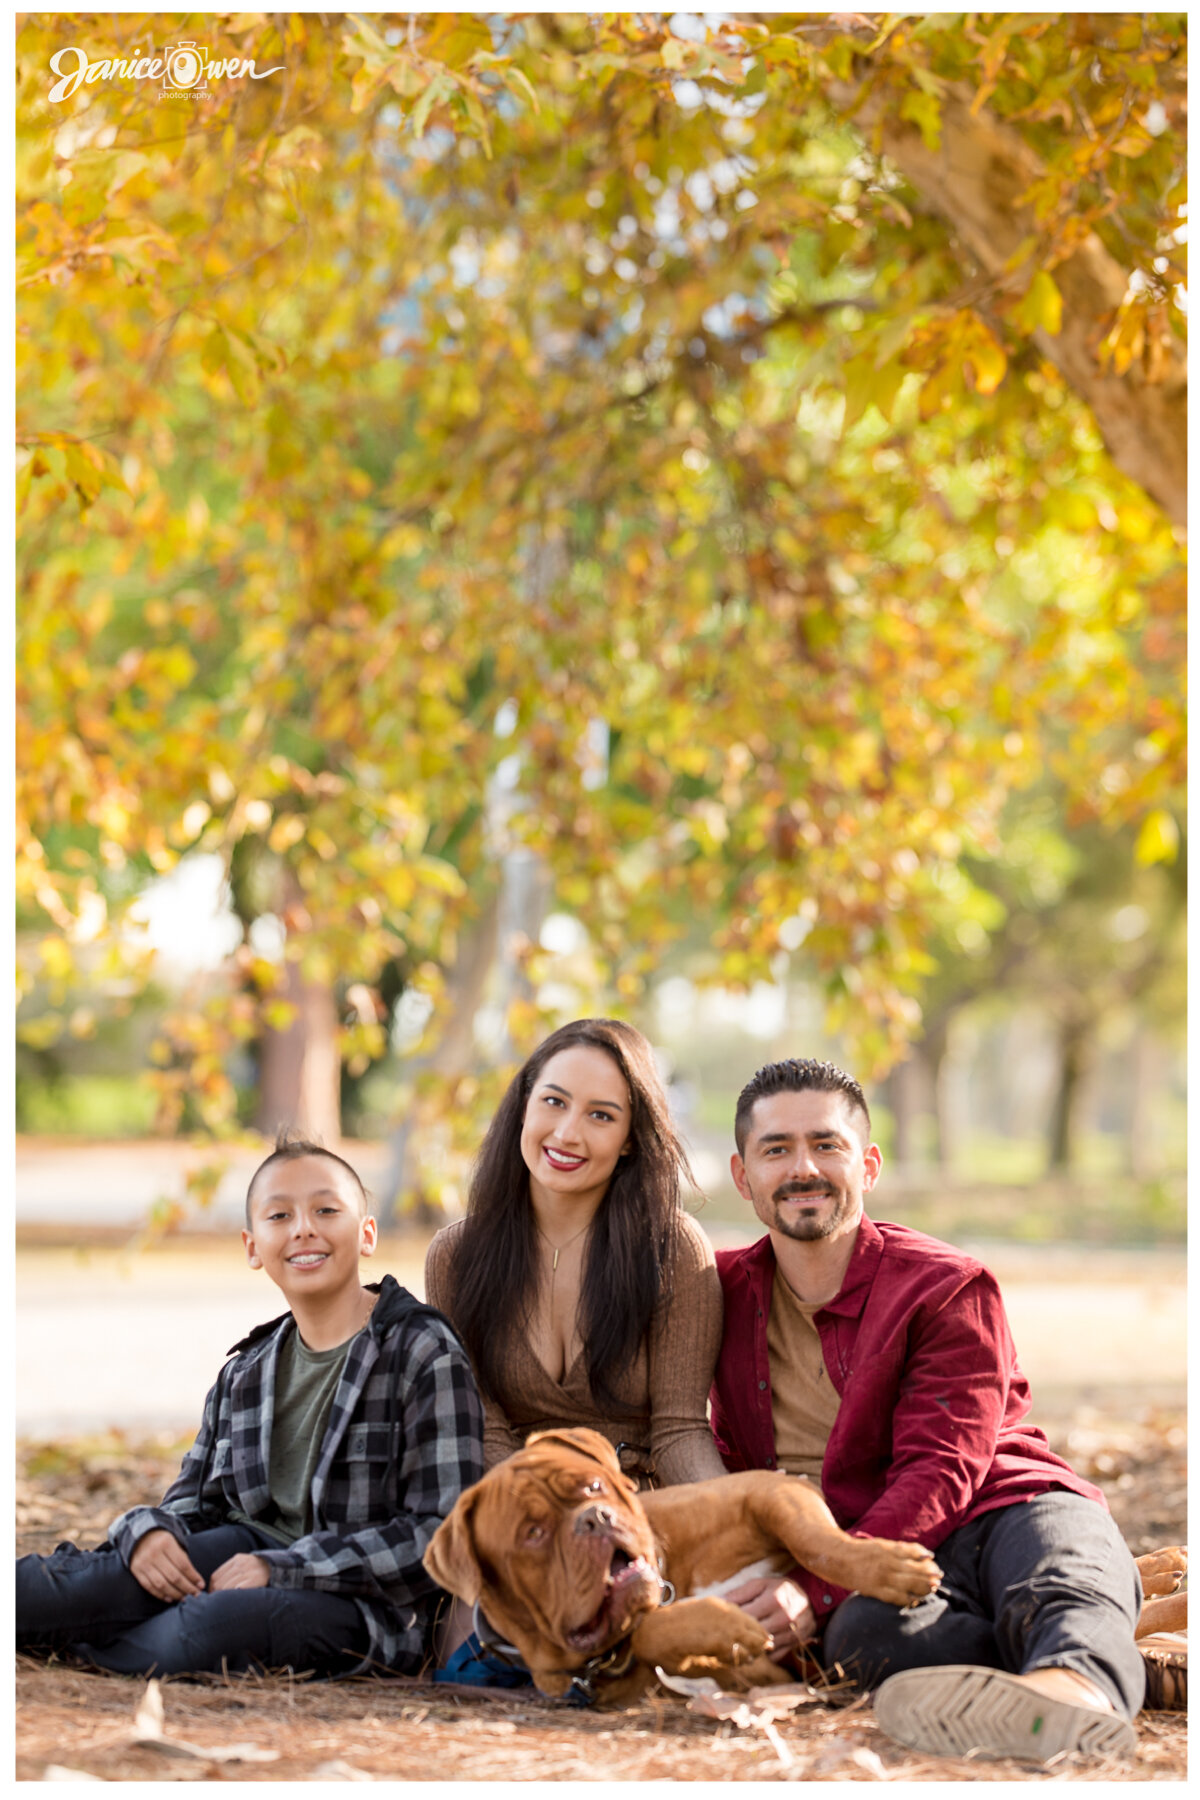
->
<box><xmin>16</xmin><ymin>1525</ymin><xmax>370</xmax><ymax>1678</ymax></box>
<box><xmin>823</xmin><ymin>1493</ymin><xmax>1145</xmax><ymax>1720</ymax></box>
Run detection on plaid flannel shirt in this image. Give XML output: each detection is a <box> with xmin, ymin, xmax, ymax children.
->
<box><xmin>108</xmin><ymin>1275</ymin><xmax>483</xmax><ymax>1674</ymax></box>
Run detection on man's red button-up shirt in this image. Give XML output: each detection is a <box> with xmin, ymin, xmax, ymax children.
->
<box><xmin>709</xmin><ymin>1217</ymin><xmax>1106</xmax><ymax>1622</ymax></box>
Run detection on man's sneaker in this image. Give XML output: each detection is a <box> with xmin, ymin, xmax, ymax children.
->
<box><xmin>873</xmin><ymin>1665</ymin><xmax>1137</xmax><ymax>1766</ymax></box>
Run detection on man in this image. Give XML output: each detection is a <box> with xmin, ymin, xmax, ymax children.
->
<box><xmin>710</xmin><ymin>1057</ymin><xmax>1144</xmax><ymax>1765</ymax></box>
<box><xmin>17</xmin><ymin>1134</ymin><xmax>483</xmax><ymax>1678</ymax></box>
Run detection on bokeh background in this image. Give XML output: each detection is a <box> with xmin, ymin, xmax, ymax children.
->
<box><xmin>17</xmin><ymin>13</ymin><xmax>1185</xmax><ymax>1445</ymax></box>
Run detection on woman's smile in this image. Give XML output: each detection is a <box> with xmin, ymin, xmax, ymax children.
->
<box><xmin>543</xmin><ymin>1145</ymin><xmax>587</xmax><ymax>1172</ymax></box>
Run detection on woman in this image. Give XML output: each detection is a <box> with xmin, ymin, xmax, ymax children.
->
<box><xmin>424</xmin><ymin>1018</ymin><xmax>727</xmax><ymax>1489</ymax></box>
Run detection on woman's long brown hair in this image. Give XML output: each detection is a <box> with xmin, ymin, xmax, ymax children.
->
<box><xmin>445</xmin><ymin>1018</ymin><xmax>696</xmax><ymax>1411</ymax></box>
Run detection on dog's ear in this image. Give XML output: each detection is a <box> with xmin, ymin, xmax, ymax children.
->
<box><xmin>524</xmin><ymin>1427</ymin><xmax>625</xmax><ymax>1479</ymax></box>
<box><xmin>423</xmin><ymin>1486</ymin><xmax>484</xmax><ymax>1604</ymax></box>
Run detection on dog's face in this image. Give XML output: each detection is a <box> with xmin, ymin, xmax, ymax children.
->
<box><xmin>424</xmin><ymin>1428</ymin><xmax>662</xmax><ymax>1695</ymax></box>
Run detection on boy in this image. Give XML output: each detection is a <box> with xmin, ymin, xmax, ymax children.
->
<box><xmin>17</xmin><ymin>1135</ymin><xmax>484</xmax><ymax>1679</ymax></box>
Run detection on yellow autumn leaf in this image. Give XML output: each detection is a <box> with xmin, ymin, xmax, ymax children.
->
<box><xmin>1134</xmin><ymin>809</ymin><xmax>1179</xmax><ymax>866</ymax></box>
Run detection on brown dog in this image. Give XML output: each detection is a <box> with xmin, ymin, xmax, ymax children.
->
<box><xmin>424</xmin><ymin>1427</ymin><xmax>942</xmax><ymax>1702</ymax></box>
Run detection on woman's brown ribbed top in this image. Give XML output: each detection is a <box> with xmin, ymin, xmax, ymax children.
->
<box><xmin>424</xmin><ymin>1210</ymin><xmax>727</xmax><ymax>1486</ymax></box>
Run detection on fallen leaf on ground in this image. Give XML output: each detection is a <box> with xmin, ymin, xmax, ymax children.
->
<box><xmin>653</xmin><ymin>1666</ymin><xmax>822</xmax><ymax>1768</ymax></box>
<box><xmin>653</xmin><ymin>1668</ymin><xmax>722</xmax><ymax>1698</ymax></box>
<box><xmin>687</xmin><ymin>1689</ymin><xmax>824</xmax><ymax>1724</ymax></box>
<box><xmin>131</xmin><ymin>1679</ymin><xmax>166</xmax><ymax>1740</ymax></box>
<box><xmin>128</xmin><ymin>1677</ymin><xmax>279</xmax><ymax>1763</ymax></box>
<box><xmin>846</xmin><ymin>1745</ymin><xmax>893</xmax><ymax>1779</ymax></box>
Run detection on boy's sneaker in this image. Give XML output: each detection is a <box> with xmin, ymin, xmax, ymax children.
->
<box><xmin>872</xmin><ymin>1664</ymin><xmax>1138</xmax><ymax>1765</ymax></box>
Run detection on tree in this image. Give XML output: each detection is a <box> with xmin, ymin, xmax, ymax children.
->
<box><xmin>820</xmin><ymin>12</ymin><xmax>1186</xmax><ymax>522</ymax></box>
<box><xmin>17</xmin><ymin>14</ymin><xmax>1185</xmax><ymax>1174</ymax></box>
<box><xmin>881</xmin><ymin>791</ymin><xmax>1185</xmax><ymax>1174</ymax></box>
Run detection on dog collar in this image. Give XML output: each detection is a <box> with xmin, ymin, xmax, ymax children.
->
<box><xmin>471</xmin><ymin>1600</ymin><xmax>527</xmax><ymax>1669</ymax></box>
<box><xmin>566</xmin><ymin>1632</ymin><xmax>637</xmax><ymax>1704</ymax></box>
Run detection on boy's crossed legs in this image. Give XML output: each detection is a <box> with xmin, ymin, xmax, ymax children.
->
<box><xmin>17</xmin><ymin>1525</ymin><xmax>369</xmax><ymax>1677</ymax></box>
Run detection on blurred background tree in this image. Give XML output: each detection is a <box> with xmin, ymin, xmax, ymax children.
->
<box><xmin>17</xmin><ymin>13</ymin><xmax>1184</xmax><ymax>1223</ymax></box>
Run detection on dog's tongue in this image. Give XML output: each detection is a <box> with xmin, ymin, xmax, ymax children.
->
<box><xmin>567</xmin><ymin>1554</ymin><xmax>655</xmax><ymax>1649</ymax></box>
<box><xmin>609</xmin><ymin>1551</ymin><xmax>650</xmax><ymax>1597</ymax></box>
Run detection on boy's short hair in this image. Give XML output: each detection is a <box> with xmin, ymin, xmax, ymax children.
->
<box><xmin>245</xmin><ymin>1128</ymin><xmax>370</xmax><ymax>1226</ymax></box>
<box><xmin>734</xmin><ymin>1058</ymin><xmax>871</xmax><ymax>1155</ymax></box>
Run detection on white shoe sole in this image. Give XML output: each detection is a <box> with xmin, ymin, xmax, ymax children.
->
<box><xmin>873</xmin><ymin>1665</ymin><xmax>1138</xmax><ymax>1766</ymax></box>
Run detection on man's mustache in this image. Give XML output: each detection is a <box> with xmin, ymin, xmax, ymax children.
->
<box><xmin>773</xmin><ymin>1181</ymin><xmax>835</xmax><ymax>1203</ymax></box>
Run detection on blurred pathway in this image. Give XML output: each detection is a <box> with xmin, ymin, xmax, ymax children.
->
<box><xmin>17</xmin><ymin>1235</ymin><xmax>1186</xmax><ymax>1437</ymax></box>
<box><xmin>17</xmin><ymin>1138</ymin><xmax>1186</xmax><ymax>1436</ymax></box>
<box><xmin>16</xmin><ymin>1137</ymin><xmax>395</xmax><ymax>1231</ymax></box>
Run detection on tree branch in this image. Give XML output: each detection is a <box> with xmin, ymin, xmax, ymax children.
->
<box><xmin>824</xmin><ymin>76</ymin><xmax>1186</xmax><ymax>525</ymax></box>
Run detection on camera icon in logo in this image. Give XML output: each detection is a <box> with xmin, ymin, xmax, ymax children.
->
<box><xmin>162</xmin><ymin>41</ymin><xmax>208</xmax><ymax>91</ymax></box>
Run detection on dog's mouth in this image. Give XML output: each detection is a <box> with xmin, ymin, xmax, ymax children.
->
<box><xmin>564</xmin><ymin>1545</ymin><xmax>658</xmax><ymax>1652</ymax></box>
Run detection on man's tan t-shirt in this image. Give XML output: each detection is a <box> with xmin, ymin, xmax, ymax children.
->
<box><xmin>767</xmin><ymin>1270</ymin><xmax>841</xmax><ymax>1481</ymax></box>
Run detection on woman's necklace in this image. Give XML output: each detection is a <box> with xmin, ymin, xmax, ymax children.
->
<box><xmin>536</xmin><ymin>1218</ymin><xmax>592</xmax><ymax>1272</ymax></box>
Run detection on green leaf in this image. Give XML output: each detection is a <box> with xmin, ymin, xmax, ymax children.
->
<box><xmin>501</xmin><ymin>64</ymin><xmax>539</xmax><ymax>114</ymax></box>
<box><xmin>899</xmin><ymin>88</ymin><xmax>943</xmax><ymax>152</ymax></box>
<box><xmin>840</xmin><ymin>354</ymin><xmax>876</xmax><ymax>433</ymax></box>
<box><xmin>411</xmin><ymin>71</ymin><xmax>455</xmax><ymax>140</ymax></box>
<box><xmin>1014</xmin><ymin>269</ymin><xmax>1063</xmax><ymax>337</ymax></box>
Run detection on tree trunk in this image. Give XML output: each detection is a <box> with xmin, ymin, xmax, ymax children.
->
<box><xmin>921</xmin><ymin>1020</ymin><xmax>955</xmax><ymax>1174</ymax></box>
<box><xmin>1046</xmin><ymin>1020</ymin><xmax>1092</xmax><ymax>1174</ymax></box>
<box><xmin>832</xmin><ymin>79</ymin><xmax>1186</xmax><ymax>525</ymax></box>
<box><xmin>493</xmin><ymin>845</ymin><xmax>552</xmax><ymax>1057</ymax></box>
<box><xmin>377</xmin><ymin>889</ymin><xmax>502</xmax><ymax>1223</ymax></box>
<box><xmin>885</xmin><ymin>1054</ymin><xmax>922</xmax><ymax>1168</ymax></box>
<box><xmin>256</xmin><ymin>954</ymin><xmax>342</xmax><ymax>1144</ymax></box>
<box><xmin>1127</xmin><ymin>1025</ymin><xmax>1162</xmax><ymax>1180</ymax></box>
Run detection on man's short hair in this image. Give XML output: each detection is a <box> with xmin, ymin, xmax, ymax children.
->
<box><xmin>734</xmin><ymin>1058</ymin><xmax>871</xmax><ymax>1155</ymax></box>
<box><xmin>245</xmin><ymin>1128</ymin><xmax>369</xmax><ymax>1226</ymax></box>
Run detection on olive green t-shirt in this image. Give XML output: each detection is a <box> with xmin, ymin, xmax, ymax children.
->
<box><xmin>230</xmin><ymin>1328</ymin><xmax>353</xmax><ymax>1546</ymax></box>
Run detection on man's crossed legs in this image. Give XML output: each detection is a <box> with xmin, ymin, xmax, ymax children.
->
<box><xmin>824</xmin><ymin>1493</ymin><xmax>1145</xmax><ymax>1763</ymax></box>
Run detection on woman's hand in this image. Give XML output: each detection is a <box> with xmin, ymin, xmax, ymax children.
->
<box><xmin>723</xmin><ymin>1573</ymin><xmax>817</xmax><ymax>1662</ymax></box>
<box><xmin>209</xmin><ymin>1553</ymin><xmax>271</xmax><ymax>1591</ymax></box>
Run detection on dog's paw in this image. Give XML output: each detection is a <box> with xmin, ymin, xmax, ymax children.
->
<box><xmin>1137</xmin><ymin>1546</ymin><xmax>1187</xmax><ymax>1598</ymax></box>
<box><xmin>729</xmin><ymin>1623</ymin><xmax>773</xmax><ymax>1665</ymax></box>
<box><xmin>857</xmin><ymin>1538</ymin><xmax>942</xmax><ymax>1607</ymax></box>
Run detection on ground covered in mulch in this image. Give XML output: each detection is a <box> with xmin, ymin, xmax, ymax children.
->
<box><xmin>15</xmin><ymin>1407</ymin><xmax>1187</xmax><ymax>1783</ymax></box>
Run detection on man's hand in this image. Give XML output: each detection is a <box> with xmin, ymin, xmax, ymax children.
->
<box><xmin>724</xmin><ymin>1574</ymin><xmax>818</xmax><ymax>1663</ymax></box>
<box><xmin>209</xmin><ymin>1553</ymin><xmax>271</xmax><ymax>1592</ymax></box>
<box><xmin>128</xmin><ymin>1529</ymin><xmax>204</xmax><ymax>1602</ymax></box>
